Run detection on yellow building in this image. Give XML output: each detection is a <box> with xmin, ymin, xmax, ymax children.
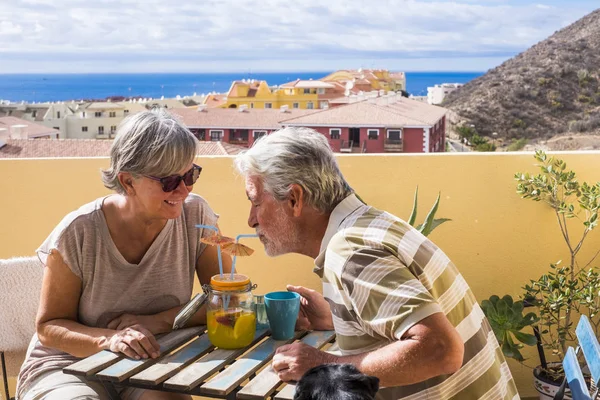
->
<box><xmin>214</xmin><ymin>79</ymin><xmax>338</xmax><ymax>110</ymax></box>
<box><xmin>321</xmin><ymin>68</ymin><xmax>406</xmax><ymax>92</ymax></box>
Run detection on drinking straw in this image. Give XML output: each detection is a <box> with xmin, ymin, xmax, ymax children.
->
<box><xmin>231</xmin><ymin>234</ymin><xmax>259</xmax><ymax>279</ymax></box>
<box><xmin>195</xmin><ymin>224</ymin><xmax>223</xmax><ymax>277</ymax></box>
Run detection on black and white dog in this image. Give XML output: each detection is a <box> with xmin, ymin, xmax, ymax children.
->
<box><xmin>294</xmin><ymin>364</ymin><xmax>380</xmax><ymax>400</ymax></box>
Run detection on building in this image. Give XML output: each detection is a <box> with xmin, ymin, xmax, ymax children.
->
<box><xmin>215</xmin><ymin>79</ymin><xmax>339</xmax><ymax>110</ymax></box>
<box><xmin>0</xmin><ymin>138</ymin><xmax>246</xmax><ymax>158</ymax></box>
<box><xmin>281</xmin><ymin>93</ymin><xmax>446</xmax><ymax>153</ymax></box>
<box><xmin>175</xmin><ymin>94</ymin><xmax>447</xmax><ymax>154</ymax></box>
<box><xmin>212</xmin><ymin>69</ymin><xmax>406</xmax><ymax>111</ymax></box>
<box><xmin>320</xmin><ymin>69</ymin><xmax>406</xmax><ymax>92</ymax></box>
<box><xmin>171</xmin><ymin>106</ymin><xmax>317</xmax><ymax>148</ymax></box>
<box><xmin>427</xmin><ymin>83</ymin><xmax>463</xmax><ymax>105</ymax></box>
<box><xmin>0</xmin><ymin>117</ymin><xmax>60</xmax><ymax>140</ymax></box>
<box><xmin>65</xmin><ymin>102</ymin><xmax>147</xmax><ymax>139</ymax></box>
<box><xmin>0</xmin><ymin>98</ymin><xmax>190</xmax><ymax>139</ymax></box>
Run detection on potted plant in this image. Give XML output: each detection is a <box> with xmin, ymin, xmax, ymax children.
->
<box><xmin>482</xmin><ymin>150</ymin><xmax>600</xmax><ymax>400</ymax></box>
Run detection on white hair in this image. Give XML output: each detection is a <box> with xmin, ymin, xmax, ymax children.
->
<box><xmin>234</xmin><ymin>127</ymin><xmax>352</xmax><ymax>213</ymax></box>
<box><xmin>101</xmin><ymin>108</ymin><xmax>198</xmax><ymax>194</ymax></box>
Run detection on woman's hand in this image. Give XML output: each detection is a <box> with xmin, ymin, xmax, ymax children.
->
<box><xmin>286</xmin><ymin>285</ymin><xmax>334</xmax><ymax>331</ymax></box>
<box><xmin>107</xmin><ymin>313</ymin><xmax>168</xmax><ymax>335</ymax></box>
<box><xmin>105</xmin><ymin>324</ymin><xmax>161</xmax><ymax>360</ymax></box>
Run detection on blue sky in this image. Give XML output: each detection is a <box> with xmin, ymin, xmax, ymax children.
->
<box><xmin>0</xmin><ymin>0</ymin><xmax>597</xmax><ymax>73</ymax></box>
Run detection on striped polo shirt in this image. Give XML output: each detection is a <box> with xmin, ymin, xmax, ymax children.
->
<box><xmin>314</xmin><ymin>194</ymin><xmax>519</xmax><ymax>400</ymax></box>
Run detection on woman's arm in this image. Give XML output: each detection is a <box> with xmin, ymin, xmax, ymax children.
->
<box><xmin>36</xmin><ymin>250</ymin><xmax>159</xmax><ymax>359</ymax></box>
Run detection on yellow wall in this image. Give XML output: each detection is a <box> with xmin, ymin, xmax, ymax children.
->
<box><xmin>3</xmin><ymin>152</ymin><xmax>600</xmax><ymax>397</ymax></box>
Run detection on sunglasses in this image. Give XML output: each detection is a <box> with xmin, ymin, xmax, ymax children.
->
<box><xmin>145</xmin><ymin>164</ymin><xmax>202</xmax><ymax>192</ymax></box>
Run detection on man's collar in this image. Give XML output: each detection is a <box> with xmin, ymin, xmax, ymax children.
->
<box><xmin>315</xmin><ymin>194</ymin><xmax>365</xmax><ymax>268</ymax></box>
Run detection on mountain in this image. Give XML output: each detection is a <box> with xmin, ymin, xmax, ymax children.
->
<box><xmin>444</xmin><ymin>9</ymin><xmax>600</xmax><ymax>141</ymax></box>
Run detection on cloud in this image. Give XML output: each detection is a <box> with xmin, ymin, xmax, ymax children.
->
<box><xmin>0</xmin><ymin>0</ymin><xmax>597</xmax><ymax>72</ymax></box>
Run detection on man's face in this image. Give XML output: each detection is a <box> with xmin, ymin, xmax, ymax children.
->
<box><xmin>245</xmin><ymin>176</ymin><xmax>299</xmax><ymax>257</ymax></box>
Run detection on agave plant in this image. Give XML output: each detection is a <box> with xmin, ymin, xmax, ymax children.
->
<box><xmin>481</xmin><ymin>295</ymin><xmax>539</xmax><ymax>361</ymax></box>
<box><xmin>408</xmin><ymin>186</ymin><xmax>451</xmax><ymax>236</ymax></box>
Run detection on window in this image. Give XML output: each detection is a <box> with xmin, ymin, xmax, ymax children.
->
<box><xmin>95</xmin><ymin>112</ymin><xmax>102</xmax><ymax>117</ymax></box>
<box><xmin>56</xmin><ymin>111</ymin><xmax>61</xmax><ymax>118</ymax></box>
<box><xmin>293</xmin><ymin>103</ymin><xmax>299</xmax><ymax>109</ymax></box>
<box><xmin>210</xmin><ymin>130</ymin><xmax>223</xmax><ymax>141</ymax></box>
<box><xmin>253</xmin><ymin>130</ymin><xmax>267</xmax><ymax>139</ymax></box>
<box><xmin>53</xmin><ymin>126</ymin><xmax>59</xmax><ymax>130</ymax></box>
<box><xmin>329</xmin><ymin>129</ymin><xmax>341</xmax><ymax>140</ymax></box>
<box><xmin>265</xmin><ymin>103</ymin><xmax>272</xmax><ymax>109</ymax></box>
<box><xmin>82</xmin><ymin>126</ymin><xmax>88</xmax><ymax>132</ymax></box>
<box><xmin>124</xmin><ymin>110</ymin><xmax>129</xmax><ymax>115</ymax></box>
<box><xmin>368</xmin><ymin>129</ymin><xmax>379</xmax><ymax>140</ymax></box>
<box><xmin>387</xmin><ymin>130</ymin><xmax>402</xmax><ymax>141</ymax></box>
<box><xmin>82</xmin><ymin>112</ymin><xmax>86</xmax><ymax>118</ymax></box>
<box><xmin>109</xmin><ymin>112</ymin><xmax>116</xmax><ymax>118</ymax></box>
<box><xmin>319</xmin><ymin>101</ymin><xmax>328</xmax><ymax>109</ymax></box>
<box><xmin>317</xmin><ymin>88</ymin><xmax>325</xmax><ymax>94</ymax></box>
<box><xmin>250</xmin><ymin>103</ymin><xmax>254</xmax><ymax>109</ymax></box>
<box><xmin>110</xmin><ymin>125</ymin><xmax>117</xmax><ymax>133</ymax></box>
<box><xmin>32</xmin><ymin>111</ymin><xmax>37</xmax><ymax>118</ymax></box>
<box><xmin>303</xmin><ymin>88</ymin><xmax>311</xmax><ymax>94</ymax></box>
<box><xmin>307</xmin><ymin>102</ymin><xmax>314</xmax><ymax>109</ymax></box>
<box><xmin>98</xmin><ymin>126</ymin><xmax>104</xmax><ymax>134</ymax></box>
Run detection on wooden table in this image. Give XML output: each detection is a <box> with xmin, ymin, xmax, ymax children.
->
<box><xmin>63</xmin><ymin>326</ymin><xmax>336</xmax><ymax>400</ymax></box>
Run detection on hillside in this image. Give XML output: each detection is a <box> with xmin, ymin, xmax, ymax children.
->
<box><xmin>444</xmin><ymin>9</ymin><xmax>600</xmax><ymax>141</ymax></box>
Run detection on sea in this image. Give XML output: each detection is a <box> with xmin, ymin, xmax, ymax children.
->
<box><xmin>0</xmin><ymin>72</ymin><xmax>483</xmax><ymax>103</ymax></box>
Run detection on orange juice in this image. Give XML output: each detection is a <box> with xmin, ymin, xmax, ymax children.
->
<box><xmin>207</xmin><ymin>308</ymin><xmax>256</xmax><ymax>349</ymax></box>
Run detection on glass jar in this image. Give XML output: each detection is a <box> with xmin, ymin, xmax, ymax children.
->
<box><xmin>205</xmin><ymin>274</ymin><xmax>257</xmax><ymax>349</ymax></box>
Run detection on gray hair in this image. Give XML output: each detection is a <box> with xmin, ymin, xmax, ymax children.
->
<box><xmin>101</xmin><ymin>108</ymin><xmax>198</xmax><ymax>194</ymax></box>
<box><xmin>234</xmin><ymin>127</ymin><xmax>352</xmax><ymax>214</ymax></box>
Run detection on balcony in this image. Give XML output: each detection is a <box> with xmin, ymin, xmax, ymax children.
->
<box><xmin>2</xmin><ymin>152</ymin><xmax>600</xmax><ymax>398</ymax></box>
<box><xmin>229</xmin><ymin>137</ymin><xmax>249</xmax><ymax>146</ymax></box>
<box><xmin>384</xmin><ymin>138</ymin><xmax>403</xmax><ymax>152</ymax></box>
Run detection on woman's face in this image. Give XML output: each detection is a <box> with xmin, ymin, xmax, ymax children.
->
<box><xmin>130</xmin><ymin>162</ymin><xmax>195</xmax><ymax>221</ymax></box>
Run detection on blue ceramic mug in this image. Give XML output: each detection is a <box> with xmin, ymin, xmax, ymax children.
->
<box><xmin>264</xmin><ymin>291</ymin><xmax>301</xmax><ymax>340</ymax></box>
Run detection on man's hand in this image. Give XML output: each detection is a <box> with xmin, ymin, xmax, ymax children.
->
<box><xmin>272</xmin><ymin>342</ymin><xmax>336</xmax><ymax>382</ymax></box>
<box><xmin>107</xmin><ymin>313</ymin><xmax>167</xmax><ymax>335</ymax></box>
<box><xmin>287</xmin><ymin>285</ymin><xmax>334</xmax><ymax>331</ymax></box>
<box><xmin>104</xmin><ymin>324</ymin><xmax>160</xmax><ymax>360</ymax></box>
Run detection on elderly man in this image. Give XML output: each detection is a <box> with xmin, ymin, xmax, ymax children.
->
<box><xmin>234</xmin><ymin>127</ymin><xmax>518</xmax><ymax>399</ymax></box>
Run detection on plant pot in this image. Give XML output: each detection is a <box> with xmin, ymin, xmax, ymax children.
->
<box><xmin>533</xmin><ymin>363</ymin><xmax>571</xmax><ymax>400</ymax></box>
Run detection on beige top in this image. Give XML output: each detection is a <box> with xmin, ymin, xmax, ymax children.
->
<box><xmin>17</xmin><ymin>193</ymin><xmax>218</xmax><ymax>398</ymax></box>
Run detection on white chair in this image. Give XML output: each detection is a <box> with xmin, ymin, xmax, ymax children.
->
<box><xmin>0</xmin><ymin>256</ymin><xmax>43</xmax><ymax>400</ymax></box>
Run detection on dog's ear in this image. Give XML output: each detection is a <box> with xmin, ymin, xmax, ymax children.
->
<box><xmin>354</xmin><ymin>373</ymin><xmax>380</xmax><ymax>395</ymax></box>
<box><xmin>366</xmin><ymin>375</ymin><xmax>380</xmax><ymax>394</ymax></box>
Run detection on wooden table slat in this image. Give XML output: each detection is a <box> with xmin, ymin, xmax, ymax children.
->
<box><xmin>95</xmin><ymin>326</ymin><xmax>204</xmax><ymax>382</ymax></box>
<box><xmin>200</xmin><ymin>331</ymin><xmax>307</xmax><ymax>396</ymax></box>
<box><xmin>273</xmin><ymin>384</ymin><xmax>296</xmax><ymax>400</ymax></box>
<box><xmin>63</xmin><ymin>350</ymin><xmax>122</xmax><ymax>377</ymax></box>
<box><xmin>163</xmin><ymin>329</ymin><xmax>270</xmax><ymax>392</ymax></box>
<box><xmin>236</xmin><ymin>331</ymin><xmax>336</xmax><ymax>400</ymax></box>
<box><xmin>129</xmin><ymin>333</ymin><xmax>214</xmax><ymax>385</ymax></box>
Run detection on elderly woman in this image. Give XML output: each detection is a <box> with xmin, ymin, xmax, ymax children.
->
<box><xmin>16</xmin><ymin>109</ymin><xmax>230</xmax><ymax>400</ymax></box>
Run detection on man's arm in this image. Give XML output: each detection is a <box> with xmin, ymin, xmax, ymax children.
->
<box><xmin>272</xmin><ymin>312</ymin><xmax>464</xmax><ymax>387</ymax></box>
<box><xmin>339</xmin><ymin>312</ymin><xmax>464</xmax><ymax>386</ymax></box>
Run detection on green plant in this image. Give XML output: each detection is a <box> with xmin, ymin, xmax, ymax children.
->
<box><xmin>506</xmin><ymin>138</ymin><xmax>528</xmax><ymax>151</ymax></box>
<box><xmin>517</xmin><ymin>151</ymin><xmax>600</xmax><ymax>360</ymax></box>
<box><xmin>481</xmin><ymin>151</ymin><xmax>600</xmax><ymax>378</ymax></box>
<box><xmin>407</xmin><ymin>187</ymin><xmax>451</xmax><ymax>236</ymax></box>
<box><xmin>481</xmin><ymin>295</ymin><xmax>538</xmax><ymax>361</ymax></box>
<box><xmin>456</xmin><ymin>125</ymin><xmax>476</xmax><ymax>141</ymax></box>
<box><xmin>475</xmin><ymin>142</ymin><xmax>496</xmax><ymax>152</ymax></box>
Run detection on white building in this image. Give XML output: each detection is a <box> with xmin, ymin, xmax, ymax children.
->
<box><xmin>427</xmin><ymin>83</ymin><xmax>463</xmax><ymax>105</ymax></box>
<box><xmin>0</xmin><ymin>98</ymin><xmax>191</xmax><ymax>139</ymax></box>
